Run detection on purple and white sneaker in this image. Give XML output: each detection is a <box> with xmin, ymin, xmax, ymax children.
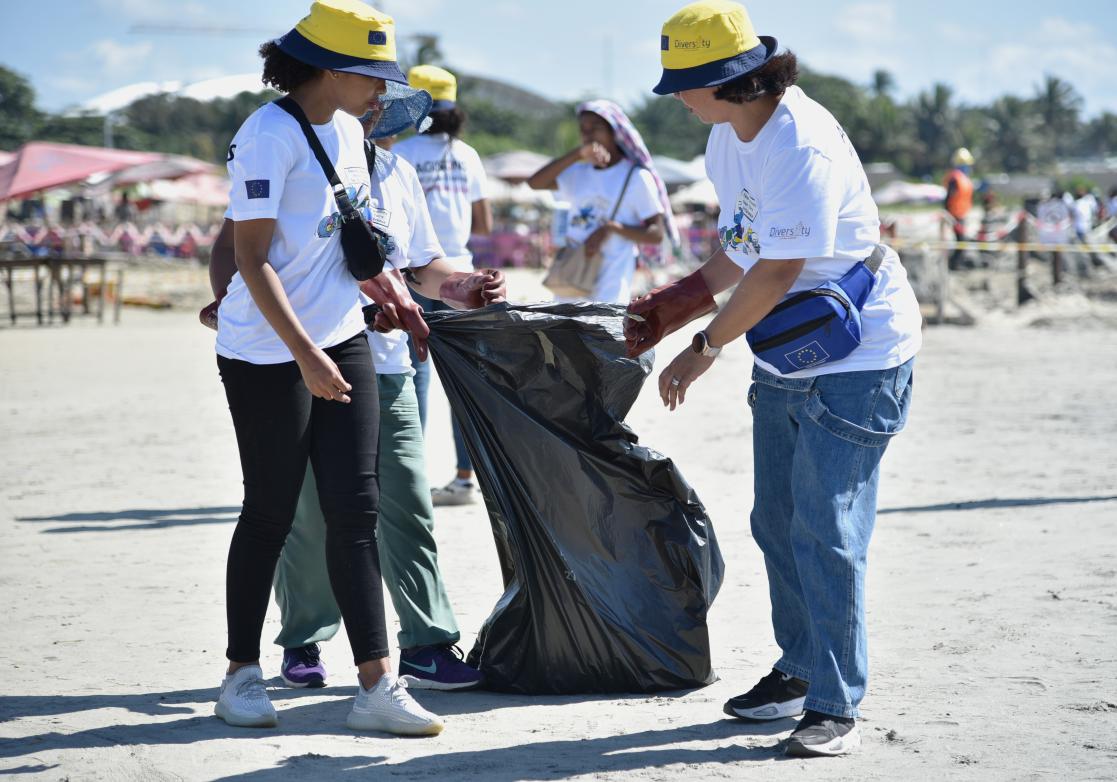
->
<box><xmin>399</xmin><ymin>644</ymin><xmax>484</xmax><ymax>691</ymax></box>
<box><xmin>281</xmin><ymin>644</ymin><xmax>327</xmax><ymax>689</ymax></box>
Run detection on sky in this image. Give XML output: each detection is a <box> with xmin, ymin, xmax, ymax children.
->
<box><xmin>2</xmin><ymin>0</ymin><xmax>1116</xmax><ymax>116</ymax></box>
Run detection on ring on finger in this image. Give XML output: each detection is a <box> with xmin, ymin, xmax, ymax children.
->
<box><xmin>670</xmin><ymin>376</ymin><xmax>681</xmax><ymax>387</ymax></box>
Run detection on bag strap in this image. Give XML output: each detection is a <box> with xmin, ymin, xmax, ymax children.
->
<box><xmin>864</xmin><ymin>243</ymin><xmax>886</xmax><ymax>274</ymax></box>
<box><xmin>274</xmin><ymin>96</ymin><xmax>354</xmax><ymax>213</ymax></box>
<box><xmin>363</xmin><ymin>138</ymin><xmax>377</xmax><ymax>177</ymax></box>
<box><xmin>836</xmin><ymin>243</ymin><xmax>888</xmax><ymax>308</ymax></box>
<box><xmin>607</xmin><ymin>162</ymin><xmax>640</xmax><ymax>221</ymax></box>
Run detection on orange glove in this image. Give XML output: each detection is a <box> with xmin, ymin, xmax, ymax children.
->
<box><xmin>624</xmin><ymin>269</ymin><xmax>717</xmax><ymax>358</ymax></box>
<box><xmin>360</xmin><ymin>270</ymin><xmax>431</xmax><ymax>361</ymax></box>
<box><xmin>439</xmin><ymin>269</ymin><xmax>507</xmax><ymax>310</ymax></box>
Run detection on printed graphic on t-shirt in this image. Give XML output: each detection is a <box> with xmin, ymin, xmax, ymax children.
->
<box><xmin>413</xmin><ymin>156</ymin><xmax>471</xmax><ymax>195</ymax></box>
<box><xmin>720</xmin><ymin>188</ymin><xmax>761</xmax><ymax>256</ymax></box>
<box><xmin>569</xmin><ymin>196</ymin><xmax>611</xmax><ymax>233</ymax></box>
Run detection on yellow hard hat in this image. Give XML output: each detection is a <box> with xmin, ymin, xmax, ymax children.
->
<box><xmin>952</xmin><ymin>147</ymin><xmax>975</xmax><ymax>167</ymax></box>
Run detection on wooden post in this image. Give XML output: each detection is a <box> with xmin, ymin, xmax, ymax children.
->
<box><xmin>97</xmin><ymin>260</ymin><xmax>106</xmax><ymax>324</ymax></box>
<box><xmin>113</xmin><ymin>268</ymin><xmax>123</xmax><ymax>324</ymax></box>
<box><xmin>1052</xmin><ymin>251</ymin><xmax>1063</xmax><ymax>288</ymax></box>
<box><xmin>1016</xmin><ymin>220</ymin><xmax>1031</xmax><ymax>306</ymax></box>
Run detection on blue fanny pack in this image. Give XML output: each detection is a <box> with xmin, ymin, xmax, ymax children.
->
<box><xmin>745</xmin><ymin>245</ymin><xmax>886</xmax><ymax>374</ymax></box>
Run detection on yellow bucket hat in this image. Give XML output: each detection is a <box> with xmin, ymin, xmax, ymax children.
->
<box><xmin>276</xmin><ymin>0</ymin><xmax>407</xmax><ymax>84</ymax></box>
<box><xmin>408</xmin><ymin>65</ymin><xmax>457</xmax><ymax>110</ymax></box>
<box><xmin>653</xmin><ymin>0</ymin><xmax>777</xmax><ymax>95</ymax></box>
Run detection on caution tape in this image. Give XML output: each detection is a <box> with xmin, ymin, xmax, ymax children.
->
<box><xmin>890</xmin><ymin>240</ymin><xmax>1117</xmax><ymax>253</ymax></box>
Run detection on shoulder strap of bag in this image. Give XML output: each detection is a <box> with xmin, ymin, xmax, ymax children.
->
<box><xmin>608</xmin><ymin>162</ymin><xmax>641</xmax><ymax>221</ymax></box>
<box><xmin>836</xmin><ymin>243</ymin><xmax>887</xmax><ymax>309</ymax></box>
<box><xmin>364</xmin><ymin>138</ymin><xmax>377</xmax><ymax>178</ymax></box>
<box><xmin>865</xmin><ymin>243</ymin><xmax>886</xmax><ymax>274</ymax></box>
<box><xmin>274</xmin><ymin>96</ymin><xmax>353</xmax><ymax>212</ymax></box>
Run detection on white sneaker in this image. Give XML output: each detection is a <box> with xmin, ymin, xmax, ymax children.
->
<box><xmin>431</xmin><ymin>477</ymin><xmax>476</xmax><ymax>507</ymax></box>
<box><xmin>215</xmin><ymin>665</ymin><xmax>278</xmax><ymax>728</ymax></box>
<box><xmin>346</xmin><ymin>672</ymin><xmax>444</xmax><ymax>736</ymax></box>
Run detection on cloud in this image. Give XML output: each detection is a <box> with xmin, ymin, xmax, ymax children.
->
<box><xmin>964</xmin><ymin>16</ymin><xmax>1117</xmax><ymax>113</ymax></box>
<box><xmin>94</xmin><ymin>0</ymin><xmax>207</xmax><ymax>22</ymax></box>
<box><xmin>89</xmin><ymin>40</ymin><xmax>156</xmax><ymax>75</ymax></box>
<box><xmin>833</xmin><ymin>1</ymin><xmax>899</xmax><ymax>45</ymax></box>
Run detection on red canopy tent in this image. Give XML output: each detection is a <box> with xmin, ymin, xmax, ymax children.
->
<box><xmin>0</xmin><ymin>142</ymin><xmax>163</xmax><ymax>202</ymax></box>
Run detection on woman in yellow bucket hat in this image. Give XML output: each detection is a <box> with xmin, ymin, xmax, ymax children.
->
<box><xmin>212</xmin><ymin>0</ymin><xmax>442</xmax><ymax>736</ymax></box>
<box><xmin>626</xmin><ymin>0</ymin><xmax>922</xmax><ymax>757</ymax></box>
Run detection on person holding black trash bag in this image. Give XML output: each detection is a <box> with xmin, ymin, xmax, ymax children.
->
<box><xmin>626</xmin><ymin>0</ymin><xmax>921</xmax><ymax>757</ymax></box>
<box><xmin>204</xmin><ymin>78</ymin><xmax>505</xmax><ymax>698</ymax></box>
<box><xmin>209</xmin><ymin>0</ymin><xmax>446</xmax><ymax>735</ymax></box>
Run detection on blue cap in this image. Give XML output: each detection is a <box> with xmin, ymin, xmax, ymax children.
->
<box><xmin>363</xmin><ymin>81</ymin><xmax>434</xmax><ymax>139</ymax></box>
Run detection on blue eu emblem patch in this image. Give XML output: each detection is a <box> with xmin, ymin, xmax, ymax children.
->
<box><xmin>245</xmin><ymin>179</ymin><xmax>270</xmax><ymax>199</ymax></box>
<box><xmin>784</xmin><ymin>340</ymin><xmax>830</xmax><ymax>369</ymax></box>
<box><xmin>368</xmin><ymin>30</ymin><xmax>387</xmax><ymax>45</ymax></box>
<box><xmin>661</xmin><ymin>35</ymin><xmax>669</xmax><ymax>51</ymax></box>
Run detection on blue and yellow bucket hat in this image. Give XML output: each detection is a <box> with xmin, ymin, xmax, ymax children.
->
<box><xmin>653</xmin><ymin>0</ymin><xmax>777</xmax><ymax>95</ymax></box>
<box><xmin>276</xmin><ymin>0</ymin><xmax>407</xmax><ymax>84</ymax></box>
<box><xmin>408</xmin><ymin>65</ymin><xmax>457</xmax><ymax>112</ymax></box>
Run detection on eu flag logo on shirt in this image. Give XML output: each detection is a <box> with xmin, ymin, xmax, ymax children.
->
<box><xmin>245</xmin><ymin>179</ymin><xmax>270</xmax><ymax>199</ymax></box>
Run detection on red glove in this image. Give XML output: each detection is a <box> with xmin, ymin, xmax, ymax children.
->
<box><xmin>439</xmin><ymin>269</ymin><xmax>507</xmax><ymax>310</ymax></box>
<box><xmin>199</xmin><ymin>299</ymin><xmax>220</xmax><ymax>331</ymax></box>
<box><xmin>360</xmin><ymin>270</ymin><xmax>432</xmax><ymax>361</ymax></box>
<box><xmin>624</xmin><ymin>269</ymin><xmax>717</xmax><ymax>358</ymax></box>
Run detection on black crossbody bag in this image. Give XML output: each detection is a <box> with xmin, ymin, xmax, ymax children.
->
<box><xmin>274</xmin><ymin>96</ymin><xmax>386</xmax><ymax>281</ymax></box>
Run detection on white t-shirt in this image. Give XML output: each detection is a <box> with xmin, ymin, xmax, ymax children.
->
<box><xmin>362</xmin><ymin>145</ymin><xmax>443</xmax><ymax>374</ymax></box>
<box><xmin>1073</xmin><ymin>194</ymin><xmax>1097</xmax><ymax>235</ymax></box>
<box><xmin>705</xmin><ymin>85</ymin><xmax>922</xmax><ymax>377</ymax></box>
<box><xmin>217</xmin><ymin>103</ymin><xmax>368</xmax><ymax>364</ymax></box>
<box><xmin>393</xmin><ymin>133</ymin><xmax>488</xmax><ymax>271</ymax></box>
<box><xmin>556</xmin><ymin>161</ymin><xmax>663</xmax><ymax>304</ymax></box>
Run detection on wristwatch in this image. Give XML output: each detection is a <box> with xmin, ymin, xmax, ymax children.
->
<box><xmin>691</xmin><ymin>330</ymin><xmax>722</xmax><ymax>358</ymax></box>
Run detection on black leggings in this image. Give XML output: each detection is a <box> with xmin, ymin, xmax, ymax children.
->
<box><xmin>218</xmin><ymin>332</ymin><xmax>388</xmax><ymax>664</ymax></box>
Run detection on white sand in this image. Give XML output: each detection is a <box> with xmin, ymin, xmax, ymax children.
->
<box><xmin>2</xmin><ymin>273</ymin><xmax>1116</xmax><ymax>780</ymax></box>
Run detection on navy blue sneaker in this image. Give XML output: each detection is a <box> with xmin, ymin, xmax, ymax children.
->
<box><xmin>399</xmin><ymin>644</ymin><xmax>483</xmax><ymax>691</ymax></box>
<box><xmin>281</xmin><ymin>644</ymin><xmax>326</xmax><ymax>689</ymax></box>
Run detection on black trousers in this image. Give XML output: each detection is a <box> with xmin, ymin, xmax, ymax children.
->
<box><xmin>217</xmin><ymin>332</ymin><xmax>388</xmax><ymax>664</ymax></box>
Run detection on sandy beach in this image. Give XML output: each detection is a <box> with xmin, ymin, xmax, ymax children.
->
<box><xmin>2</xmin><ymin>269</ymin><xmax>1116</xmax><ymax>780</ymax></box>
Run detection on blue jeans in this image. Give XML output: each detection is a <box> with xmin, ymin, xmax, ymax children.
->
<box><xmin>409</xmin><ymin>291</ymin><xmax>472</xmax><ymax>473</ymax></box>
<box><xmin>748</xmin><ymin>359</ymin><xmax>914</xmax><ymax>718</ymax></box>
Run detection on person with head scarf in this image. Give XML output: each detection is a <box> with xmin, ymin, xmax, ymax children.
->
<box><xmin>626</xmin><ymin>0</ymin><xmax>922</xmax><ymax>758</ymax></box>
<box><xmin>528</xmin><ymin>99</ymin><xmax>677</xmax><ymax>304</ymax></box>
<box><xmin>204</xmin><ymin>43</ymin><xmax>504</xmax><ymax>722</ymax></box>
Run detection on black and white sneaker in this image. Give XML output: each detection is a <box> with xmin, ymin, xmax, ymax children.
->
<box><xmin>723</xmin><ymin>669</ymin><xmax>808</xmax><ymax>721</ymax></box>
<box><xmin>785</xmin><ymin>710</ymin><xmax>861</xmax><ymax>757</ymax></box>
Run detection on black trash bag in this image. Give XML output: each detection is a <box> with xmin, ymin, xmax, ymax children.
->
<box><xmin>424</xmin><ymin>302</ymin><xmax>724</xmax><ymax>694</ymax></box>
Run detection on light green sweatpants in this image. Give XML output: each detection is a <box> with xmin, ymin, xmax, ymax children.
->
<box><xmin>272</xmin><ymin>373</ymin><xmax>460</xmax><ymax>651</ymax></box>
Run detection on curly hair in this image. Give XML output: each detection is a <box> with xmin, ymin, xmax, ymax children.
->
<box><xmin>259</xmin><ymin>40</ymin><xmax>322</xmax><ymax>93</ymax></box>
<box><xmin>423</xmin><ymin>106</ymin><xmax>467</xmax><ymax>138</ymax></box>
<box><xmin>714</xmin><ymin>51</ymin><xmax>799</xmax><ymax>104</ymax></box>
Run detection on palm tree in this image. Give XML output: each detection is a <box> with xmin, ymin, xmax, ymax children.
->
<box><xmin>1032</xmin><ymin>75</ymin><xmax>1083</xmax><ymax>162</ymax></box>
<box><xmin>911</xmin><ymin>83</ymin><xmax>958</xmax><ymax>176</ymax></box>
<box><xmin>871</xmin><ymin>70</ymin><xmax>895</xmax><ymax>99</ymax></box>
<box><xmin>986</xmin><ymin>96</ymin><xmax>1043</xmax><ymax>172</ymax></box>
